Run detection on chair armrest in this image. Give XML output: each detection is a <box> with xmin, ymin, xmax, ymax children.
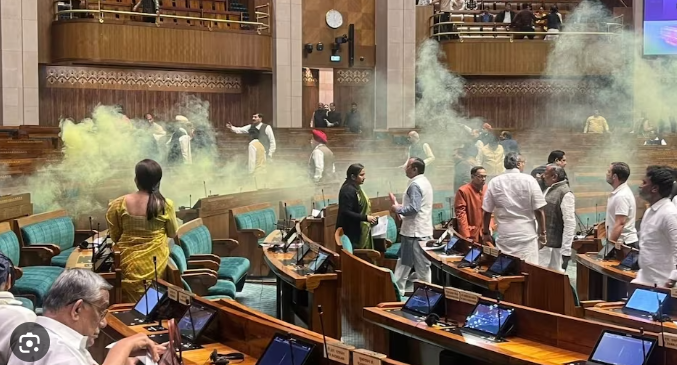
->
<box><xmin>580</xmin><ymin>300</ymin><xmax>606</xmax><ymax>308</ymax></box>
<box><xmin>238</xmin><ymin>228</ymin><xmax>266</xmax><ymax>239</ymax></box>
<box><xmin>20</xmin><ymin>245</ymin><xmax>59</xmax><ymax>266</ymax></box>
<box><xmin>354</xmin><ymin>249</ymin><xmax>382</xmax><ymax>263</ymax></box>
<box><xmin>182</xmin><ymin>271</ymin><xmax>217</xmax><ymax>296</ymax></box>
<box><xmin>75</xmin><ymin>229</ymin><xmax>97</xmax><ymax>236</ymax></box>
<box><xmin>13</xmin><ymin>293</ymin><xmax>36</xmax><ymax>310</ymax></box>
<box><xmin>14</xmin><ymin>267</ymin><xmax>23</xmax><ymax>280</ymax></box>
<box><xmin>185</xmin><ymin>268</ymin><xmax>217</xmax><ymax>275</ymax></box>
<box><xmin>212</xmin><ymin>239</ymin><xmax>239</xmax><ymax>256</ymax></box>
<box><xmin>188</xmin><ymin>254</ymin><xmax>221</xmax><ymax>264</ymax></box>
<box><xmin>187</xmin><ymin>260</ymin><xmax>219</xmax><ymax>272</ymax></box>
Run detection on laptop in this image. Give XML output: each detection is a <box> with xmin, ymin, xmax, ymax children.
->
<box><xmin>576</xmin><ymin>330</ymin><xmax>656</xmax><ymax>365</ymax></box>
<box><xmin>149</xmin><ymin>303</ymin><xmax>217</xmax><ymax>350</ymax></box>
<box><xmin>444</xmin><ymin>236</ymin><xmax>463</xmax><ymax>255</ymax></box>
<box><xmin>113</xmin><ymin>284</ymin><xmax>167</xmax><ymax>326</ymax></box>
<box><xmin>479</xmin><ymin>254</ymin><xmax>518</xmax><ymax>278</ymax></box>
<box><xmin>296</xmin><ymin>251</ymin><xmax>331</xmax><ymax>275</ymax></box>
<box><xmin>457</xmin><ymin>246</ymin><xmax>482</xmax><ymax>268</ymax></box>
<box><xmin>621</xmin><ymin>288</ymin><xmax>668</xmax><ymax>318</ymax></box>
<box><xmin>613</xmin><ymin>250</ymin><xmax>639</xmax><ymax>271</ymax></box>
<box><xmin>255</xmin><ymin>333</ymin><xmax>315</xmax><ymax>365</ymax></box>
<box><xmin>389</xmin><ymin>286</ymin><xmax>443</xmax><ymax>321</ymax></box>
<box><xmin>461</xmin><ymin>301</ymin><xmax>515</xmax><ymax>340</ymax></box>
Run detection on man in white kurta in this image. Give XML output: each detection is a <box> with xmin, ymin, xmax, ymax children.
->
<box><xmin>482</xmin><ymin>152</ymin><xmax>547</xmax><ymax>264</ymax></box>
<box><xmin>633</xmin><ymin>166</ymin><xmax>677</xmax><ymax>288</ymax></box>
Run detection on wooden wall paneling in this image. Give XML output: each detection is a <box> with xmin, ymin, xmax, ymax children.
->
<box><xmin>302</xmin><ymin>0</ymin><xmax>375</xmax><ymax>69</ymax></box>
<box><xmin>51</xmin><ymin>21</ymin><xmax>272</xmax><ymax>71</ymax></box>
<box><xmin>302</xmin><ymin>69</ymin><xmax>320</xmax><ymax>129</ymax></box>
<box><xmin>39</xmin><ymin>66</ymin><xmax>272</xmax><ymax>128</ymax></box>
<box><xmin>38</xmin><ymin>0</ymin><xmax>54</xmax><ymax>64</ymax></box>
<box><xmin>416</xmin><ymin>5</ymin><xmax>434</xmax><ymax>48</ymax></box>
<box><xmin>333</xmin><ymin>69</ymin><xmax>374</xmax><ymax>133</ymax></box>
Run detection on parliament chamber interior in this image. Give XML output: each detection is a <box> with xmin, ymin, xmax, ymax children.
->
<box><xmin>2</xmin><ymin>0</ymin><xmax>677</xmax><ymax>364</ymax></box>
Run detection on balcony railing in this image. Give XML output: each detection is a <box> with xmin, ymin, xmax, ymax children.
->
<box><xmin>53</xmin><ymin>0</ymin><xmax>271</xmax><ymax>35</ymax></box>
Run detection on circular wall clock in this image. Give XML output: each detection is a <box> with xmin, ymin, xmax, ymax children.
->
<box><xmin>326</xmin><ymin>9</ymin><xmax>343</xmax><ymax>29</ymax></box>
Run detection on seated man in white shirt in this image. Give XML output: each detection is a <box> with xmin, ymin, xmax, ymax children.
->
<box><xmin>633</xmin><ymin>166</ymin><xmax>677</xmax><ymax>288</ymax></box>
<box><xmin>8</xmin><ymin>269</ymin><xmax>164</xmax><ymax>365</ymax></box>
<box><xmin>0</xmin><ymin>253</ymin><xmax>37</xmax><ymax>365</ymax></box>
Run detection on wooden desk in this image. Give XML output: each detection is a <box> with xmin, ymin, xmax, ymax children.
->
<box><xmin>65</xmin><ymin>230</ymin><xmax>122</xmax><ymax>303</ymax></box>
<box><xmin>585</xmin><ymin>304</ymin><xmax>677</xmax><ymax>335</ymax></box>
<box><xmin>65</xmin><ymin>229</ymin><xmax>110</xmax><ymax>269</ymax></box>
<box><xmin>262</xmin><ymin>231</ymin><xmax>341</xmax><ymax>340</ymax></box>
<box><xmin>575</xmin><ymin>252</ymin><xmax>635</xmax><ymax>301</ymax></box>
<box><xmin>364</xmin><ymin>281</ymin><xmax>675</xmax><ymax>365</ymax></box>
<box><xmin>423</xmin><ymin>244</ymin><xmax>525</xmax><ymax>304</ymax></box>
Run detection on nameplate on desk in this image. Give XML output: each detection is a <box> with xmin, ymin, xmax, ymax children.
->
<box><xmin>658</xmin><ymin>332</ymin><xmax>677</xmax><ymax>349</ymax></box>
<box><xmin>178</xmin><ymin>292</ymin><xmax>191</xmax><ymax>306</ymax></box>
<box><xmin>483</xmin><ymin>246</ymin><xmax>491</xmax><ymax>255</ymax></box>
<box><xmin>444</xmin><ymin>287</ymin><xmax>461</xmax><ymax>301</ymax></box>
<box><xmin>671</xmin><ymin>288</ymin><xmax>677</xmax><ymax>299</ymax></box>
<box><xmin>168</xmin><ymin>287</ymin><xmax>178</xmax><ymax>301</ymax></box>
<box><xmin>326</xmin><ymin>342</ymin><xmax>354</xmax><ymax>364</ymax></box>
<box><xmin>459</xmin><ymin>291</ymin><xmax>480</xmax><ymax>305</ymax></box>
<box><xmin>353</xmin><ymin>349</ymin><xmax>386</xmax><ymax>365</ymax></box>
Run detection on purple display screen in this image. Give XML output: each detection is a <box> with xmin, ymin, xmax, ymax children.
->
<box><xmin>644</xmin><ymin>0</ymin><xmax>677</xmax><ymax>54</ymax></box>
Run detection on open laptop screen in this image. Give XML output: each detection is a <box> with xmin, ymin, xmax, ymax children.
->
<box><xmin>256</xmin><ymin>334</ymin><xmax>315</xmax><ymax>365</ymax></box>
<box><xmin>620</xmin><ymin>250</ymin><xmax>639</xmax><ymax>268</ymax></box>
<box><xmin>402</xmin><ymin>287</ymin><xmax>443</xmax><ymax>316</ymax></box>
<box><xmin>463</xmin><ymin>302</ymin><xmax>514</xmax><ymax>336</ymax></box>
<box><xmin>462</xmin><ymin>247</ymin><xmax>482</xmax><ymax>263</ymax></box>
<box><xmin>178</xmin><ymin>304</ymin><xmax>216</xmax><ymax>341</ymax></box>
<box><xmin>133</xmin><ymin>285</ymin><xmax>165</xmax><ymax>316</ymax></box>
<box><xmin>445</xmin><ymin>236</ymin><xmax>460</xmax><ymax>252</ymax></box>
<box><xmin>590</xmin><ymin>331</ymin><xmax>655</xmax><ymax>365</ymax></box>
<box><xmin>308</xmin><ymin>252</ymin><xmax>329</xmax><ymax>273</ymax></box>
<box><xmin>487</xmin><ymin>255</ymin><xmax>515</xmax><ymax>275</ymax></box>
<box><xmin>624</xmin><ymin>288</ymin><xmax>667</xmax><ymax>314</ymax></box>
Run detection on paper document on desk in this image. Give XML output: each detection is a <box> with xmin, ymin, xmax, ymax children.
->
<box><xmin>371</xmin><ymin>216</ymin><xmax>388</xmax><ymax>238</ymax></box>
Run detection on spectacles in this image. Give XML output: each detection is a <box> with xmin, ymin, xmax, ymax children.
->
<box><xmin>69</xmin><ymin>299</ymin><xmax>109</xmax><ymax>321</ymax></box>
<box><xmin>473</xmin><ymin>174</ymin><xmax>487</xmax><ymax>179</ymax></box>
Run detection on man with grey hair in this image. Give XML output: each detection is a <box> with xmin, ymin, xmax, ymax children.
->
<box><xmin>539</xmin><ymin>164</ymin><xmax>576</xmax><ymax>272</ymax></box>
<box><xmin>482</xmin><ymin>152</ymin><xmax>547</xmax><ymax>264</ymax></box>
<box><xmin>401</xmin><ymin>131</ymin><xmax>435</xmax><ymax>168</ymax></box>
<box><xmin>9</xmin><ymin>269</ymin><xmax>164</xmax><ymax>365</ymax></box>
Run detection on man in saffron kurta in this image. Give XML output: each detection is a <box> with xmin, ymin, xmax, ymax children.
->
<box><xmin>454</xmin><ymin>166</ymin><xmax>487</xmax><ymax>242</ymax></box>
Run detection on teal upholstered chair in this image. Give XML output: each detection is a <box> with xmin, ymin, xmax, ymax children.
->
<box><xmin>281</xmin><ymin>200</ymin><xmax>308</xmax><ymax>220</ymax></box>
<box><xmin>0</xmin><ymin>222</ymin><xmax>64</xmax><ymax>308</ymax></box>
<box><xmin>176</xmin><ymin>219</ymin><xmax>250</xmax><ymax>291</ymax></box>
<box><xmin>167</xmin><ymin>242</ymin><xmax>236</xmax><ymax>300</ymax></box>
<box><xmin>14</xmin><ymin>210</ymin><xmax>90</xmax><ymax>268</ymax></box>
<box><xmin>384</xmin><ymin>216</ymin><xmax>401</xmax><ymax>260</ymax></box>
<box><xmin>312</xmin><ymin>195</ymin><xmax>338</xmax><ymax>210</ymax></box>
<box><xmin>336</xmin><ymin>228</ymin><xmax>383</xmax><ymax>265</ymax></box>
<box><xmin>231</xmin><ymin>203</ymin><xmax>278</xmax><ymax>277</ymax></box>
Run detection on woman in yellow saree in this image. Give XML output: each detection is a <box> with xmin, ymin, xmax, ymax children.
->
<box><xmin>106</xmin><ymin>159</ymin><xmax>178</xmax><ymax>302</ymax></box>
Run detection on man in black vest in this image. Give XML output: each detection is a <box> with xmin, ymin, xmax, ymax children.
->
<box><xmin>226</xmin><ymin>113</ymin><xmax>277</xmax><ymax>158</ymax></box>
<box><xmin>312</xmin><ymin>103</ymin><xmax>330</xmax><ymax>128</ymax></box>
<box><xmin>539</xmin><ymin>164</ymin><xmax>576</xmax><ymax>272</ymax></box>
<box><xmin>344</xmin><ymin>102</ymin><xmax>362</xmax><ymax>133</ymax></box>
<box><xmin>531</xmin><ymin>150</ymin><xmax>568</xmax><ymax>191</ymax></box>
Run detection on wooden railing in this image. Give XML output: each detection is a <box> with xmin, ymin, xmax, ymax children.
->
<box><xmin>53</xmin><ymin>0</ymin><xmax>271</xmax><ymax>34</ymax></box>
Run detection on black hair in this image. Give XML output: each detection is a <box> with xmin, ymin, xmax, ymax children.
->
<box><xmin>501</xmin><ymin>131</ymin><xmax>512</xmax><ymax>139</ymax></box>
<box><xmin>471</xmin><ymin>166</ymin><xmax>485</xmax><ymax>175</ymax></box>
<box><xmin>547</xmin><ymin>150</ymin><xmax>565</xmax><ymax>164</ymax></box>
<box><xmin>409</xmin><ymin>157</ymin><xmax>426</xmax><ymax>174</ymax></box>
<box><xmin>646</xmin><ymin>165</ymin><xmax>675</xmax><ymax>198</ymax></box>
<box><xmin>610</xmin><ymin>162</ymin><xmax>631</xmax><ymax>183</ymax></box>
<box><xmin>135</xmin><ymin>159</ymin><xmax>167</xmax><ymax>220</ymax></box>
<box><xmin>346</xmin><ymin>163</ymin><xmax>364</xmax><ymax>181</ymax></box>
<box><xmin>253</xmin><ymin>113</ymin><xmax>264</xmax><ymax>120</ymax></box>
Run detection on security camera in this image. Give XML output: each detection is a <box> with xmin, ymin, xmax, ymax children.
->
<box><xmin>316</xmin><ymin>42</ymin><xmax>324</xmax><ymax>51</ymax></box>
<box><xmin>360</xmin><ymin>56</ymin><xmax>365</xmax><ymax>61</ymax></box>
<box><xmin>304</xmin><ymin>44</ymin><xmax>313</xmax><ymax>54</ymax></box>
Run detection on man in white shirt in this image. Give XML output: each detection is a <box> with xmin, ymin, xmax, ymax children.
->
<box><xmin>539</xmin><ymin>164</ymin><xmax>576</xmax><ymax>272</ymax></box>
<box><xmin>226</xmin><ymin>113</ymin><xmax>277</xmax><ymax>159</ymax></box>
<box><xmin>166</xmin><ymin>115</ymin><xmax>192</xmax><ymax>165</ymax></box>
<box><xmin>605</xmin><ymin>162</ymin><xmax>638</xmax><ymax>248</ymax></box>
<box><xmin>389</xmin><ymin>158</ymin><xmax>434</xmax><ymax>295</ymax></box>
<box><xmin>401</xmin><ymin>131</ymin><xmax>435</xmax><ymax>168</ymax></box>
<box><xmin>482</xmin><ymin>152</ymin><xmax>547</xmax><ymax>264</ymax></box>
<box><xmin>0</xmin><ymin>253</ymin><xmax>37</xmax><ymax>365</ymax></box>
<box><xmin>309</xmin><ymin>130</ymin><xmax>336</xmax><ymax>183</ymax></box>
<box><xmin>633</xmin><ymin>166</ymin><xmax>677</xmax><ymax>288</ymax></box>
<box><xmin>8</xmin><ymin>269</ymin><xmax>164</xmax><ymax>365</ymax></box>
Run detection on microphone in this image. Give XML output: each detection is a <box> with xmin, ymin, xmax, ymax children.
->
<box><xmin>376</xmin><ymin>191</ymin><xmax>379</xmax><ymax>198</ymax></box>
<box><xmin>639</xmin><ymin>327</ymin><xmax>647</xmax><ymax>364</ymax></box>
<box><xmin>495</xmin><ymin>292</ymin><xmax>503</xmax><ymax>341</ymax></box>
<box><xmin>143</xmin><ymin>280</ymin><xmax>150</xmax><ymax>318</ymax></box>
<box><xmin>322</xmin><ymin>189</ymin><xmax>327</xmax><ymax>208</ymax></box>
<box><xmin>423</xmin><ymin>286</ymin><xmax>440</xmax><ymax>327</ymax></box>
<box><xmin>287</xmin><ymin>333</ymin><xmax>296</xmax><ymax>365</ymax></box>
<box><xmin>203</xmin><ymin>181</ymin><xmax>207</xmax><ymax>198</ymax></box>
<box><xmin>189</xmin><ymin>194</ymin><xmax>192</xmax><ymax>208</ymax></box>
<box><xmin>651</xmin><ymin>283</ymin><xmax>667</xmax><ymax>359</ymax></box>
<box><xmin>92</xmin><ymin>222</ymin><xmax>100</xmax><ymax>266</ymax></box>
<box><xmin>153</xmin><ymin>256</ymin><xmax>159</xmax><ymax>294</ymax></box>
<box><xmin>317</xmin><ymin>305</ymin><xmax>329</xmax><ymax>365</ymax></box>
<box><xmin>186</xmin><ymin>305</ymin><xmax>198</xmax><ymax>346</ymax></box>
<box><xmin>586</xmin><ymin>218</ymin><xmax>590</xmax><ymax>235</ymax></box>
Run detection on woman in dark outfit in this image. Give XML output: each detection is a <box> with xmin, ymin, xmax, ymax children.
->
<box><xmin>336</xmin><ymin>164</ymin><xmax>378</xmax><ymax>249</ymax></box>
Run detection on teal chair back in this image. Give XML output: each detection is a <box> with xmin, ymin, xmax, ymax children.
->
<box><xmin>286</xmin><ymin>205</ymin><xmax>308</xmax><ymax>220</ymax></box>
<box><xmin>0</xmin><ymin>230</ymin><xmax>21</xmax><ymax>265</ymax></box>
<box><xmin>314</xmin><ymin>199</ymin><xmax>338</xmax><ymax>210</ymax></box>
<box><xmin>386</xmin><ymin>216</ymin><xmax>398</xmax><ymax>243</ymax></box>
<box><xmin>169</xmin><ymin>244</ymin><xmax>188</xmax><ymax>274</ymax></box>
<box><xmin>340</xmin><ymin>234</ymin><xmax>353</xmax><ymax>254</ymax></box>
<box><xmin>21</xmin><ymin>217</ymin><xmax>75</xmax><ymax>252</ymax></box>
<box><xmin>234</xmin><ymin>208</ymin><xmax>277</xmax><ymax>237</ymax></box>
<box><xmin>178</xmin><ymin>225</ymin><xmax>212</xmax><ymax>258</ymax></box>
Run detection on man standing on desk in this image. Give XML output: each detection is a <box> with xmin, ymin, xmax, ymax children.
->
<box><xmin>633</xmin><ymin>166</ymin><xmax>677</xmax><ymax>288</ymax></box>
<box><xmin>226</xmin><ymin>113</ymin><xmax>277</xmax><ymax>159</ymax></box>
<box><xmin>389</xmin><ymin>157</ymin><xmax>434</xmax><ymax>296</ymax></box>
<box><xmin>482</xmin><ymin>152</ymin><xmax>547</xmax><ymax>264</ymax></box>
